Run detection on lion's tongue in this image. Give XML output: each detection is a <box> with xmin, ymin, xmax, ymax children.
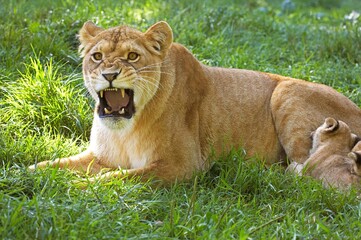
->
<box><xmin>104</xmin><ymin>90</ymin><xmax>130</xmax><ymax>112</ymax></box>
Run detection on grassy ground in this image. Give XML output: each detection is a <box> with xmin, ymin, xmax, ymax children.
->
<box><xmin>1</xmin><ymin>0</ymin><xmax>361</xmax><ymax>239</ymax></box>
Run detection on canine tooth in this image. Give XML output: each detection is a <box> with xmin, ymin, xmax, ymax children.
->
<box><xmin>104</xmin><ymin>108</ymin><xmax>112</xmax><ymax>114</ymax></box>
<box><xmin>121</xmin><ymin>89</ymin><xmax>125</xmax><ymax>98</ymax></box>
<box><xmin>119</xmin><ymin>108</ymin><xmax>125</xmax><ymax>115</ymax></box>
<box><xmin>100</xmin><ymin>91</ymin><xmax>104</xmax><ymax>98</ymax></box>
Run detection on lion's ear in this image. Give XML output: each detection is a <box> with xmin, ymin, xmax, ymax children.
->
<box><xmin>79</xmin><ymin>21</ymin><xmax>104</xmax><ymax>43</ymax></box>
<box><xmin>78</xmin><ymin>21</ymin><xmax>104</xmax><ymax>56</ymax></box>
<box><xmin>145</xmin><ymin>21</ymin><xmax>173</xmax><ymax>56</ymax></box>
<box><xmin>323</xmin><ymin>117</ymin><xmax>339</xmax><ymax>133</ymax></box>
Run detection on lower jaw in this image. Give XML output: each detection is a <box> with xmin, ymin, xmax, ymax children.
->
<box><xmin>99</xmin><ymin>114</ymin><xmax>133</xmax><ymax>119</ymax></box>
<box><xmin>97</xmin><ymin>111</ymin><xmax>133</xmax><ymax>120</ymax></box>
<box><xmin>97</xmin><ymin>114</ymin><xmax>132</xmax><ymax>129</ymax></box>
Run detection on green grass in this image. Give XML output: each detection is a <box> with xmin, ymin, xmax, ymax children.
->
<box><xmin>1</xmin><ymin>0</ymin><xmax>361</xmax><ymax>238</ymax></box>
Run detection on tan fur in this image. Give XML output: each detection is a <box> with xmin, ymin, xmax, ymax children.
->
<box><xmin>29</xmin><ymin>21</ymin><xmax>361</xmax><ymax>184</ymax></box>
<box><xmin>287</xmin><ymin>118</ymin><xmax>361</xmax><ymax>189</ymax></box>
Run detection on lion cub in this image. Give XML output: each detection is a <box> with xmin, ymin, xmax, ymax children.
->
<box><xmin>287</xmin><ymin>117</ymin><xmax>361</xmax><ymax>189</ymax></box>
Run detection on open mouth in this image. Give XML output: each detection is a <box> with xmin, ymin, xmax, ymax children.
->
<box><xmin>98</xmin><ymin>88</ymin><xmax>135</xmax><ymax>119</ymax></box>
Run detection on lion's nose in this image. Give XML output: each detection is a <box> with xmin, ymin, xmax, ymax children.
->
<box><xmin>102</xmin><ymin>72</ymin><xmax>119</xmax><ymax>82</ymax></box>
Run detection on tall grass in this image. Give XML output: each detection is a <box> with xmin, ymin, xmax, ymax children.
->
<box><xmin>1</xmin><ymin>0</ymin><xmax>361</xmax><ymax>239</ymax></box>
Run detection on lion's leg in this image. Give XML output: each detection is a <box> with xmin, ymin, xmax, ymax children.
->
<box><xmin>28</xmin><ymin>150</ymin><xmax>103</xmax><ymax>174</ymax></box>
<box><xmin>83</xmin><ymin>155</ymin><xmax>201</xmax><ymax>186</ymax></box>
<box><xmin>270</xmin><ymin>82</ymin><xmax>325</xmax><ymax>164</ymax></box>
<box><xmin>271</xmin><ymin>97</ymin><xmax>318</xmax><ymax>163</ymax></box>
<box><xmin>274</xmin><ymin>121</ymin><xmax>315</xmax><ymax>164</ymax></box>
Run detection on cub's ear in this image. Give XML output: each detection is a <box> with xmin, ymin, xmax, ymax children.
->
<box><xmin>348</xmin><ymin>152</ymin><xmax>361</xmax><ymax>164</ymax></box>
<box><xmin>352</xmin><ymin>135</ymin><xmax>361</xmax><ymax>149</ymax></box>
<box><xmin>78</xmin><ymin>21</ymin><xmax>104</xmax><ymax>56</ymax></box>
<box><xmin>145</xmin><ymin>21</ymin><xmax>173</xmax><ymax>56</ymax></box>
<box><xmin>323</xmin><ymin>117</ymin><xmax>339</xmax><ymax>133</ymax></box>
<box><xmin>348</xmin><ymin>152</ymin><xmax>361</xmax><ymax>175</ymax></box>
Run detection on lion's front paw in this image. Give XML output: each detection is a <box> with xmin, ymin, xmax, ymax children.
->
<box><xmin>71</xmin><ymin>170</ymin><xmax>127</xmax><ymax>189</ymax></box>
<box><xmin>71</xmin><ymin>175</ymin><xmax>108</xmax><ymax>189</ymax></box>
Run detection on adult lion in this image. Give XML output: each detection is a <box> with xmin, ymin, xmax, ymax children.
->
<box><xmin>29</xmin><ymin>21</ymin><xmax>361</xmax><ymax>184</ymax></box>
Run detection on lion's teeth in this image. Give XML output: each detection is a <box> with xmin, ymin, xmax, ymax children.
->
<box><xmin>121</xmin><ymin>89</ymin><xmax>125</xmax><ymax>98</ymax></box>
<box><xmin>119</xmin><ymin>108</ymin><xmax>125</xmax><ymax>115</ymax></box>
<box><xmin>100</xmin><ymin>91</ymin><xmax>104</xmax><ymax>98</ymax></box>
<box><xmin>104</xmin><ymin>108</ymin><xmax>112</xmax><ymax>114</ymax></box>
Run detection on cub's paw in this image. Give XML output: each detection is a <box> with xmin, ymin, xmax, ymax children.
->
<box><xmin>286</xmin><ymin>162</ymin><xmax>304</xmax><ymax>176</ymax></box>
<box><xmin>28</xmin><ymin>161</ymin><xmax>51</xmax><ymax>172</ymax></box>
<box><xmin>28</xmin><ymin>164</ymin><xmax>36</xmax><ymax>171</ymax></box>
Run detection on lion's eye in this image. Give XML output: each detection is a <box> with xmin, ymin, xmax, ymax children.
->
<box><xmin>127</xmin><ymin>52</ymin><xmax>139</xmax><ymax>61</ymax></box>
<box><xmin>92</xmin><ymin>52</ymin><xmax>103</xmax><ymax>61</ymax></box>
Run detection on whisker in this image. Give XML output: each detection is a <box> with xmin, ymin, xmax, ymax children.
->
<box><xmin>135</xmin><ymin>77</ymin><xmax>157</xmax><ymax>97</ymax></box>
<box><xmin>137</xmin><ymin>70</ymin><xmax>173</xmax><ymax>76</ymax></box>
<box><xmin>136</xmin><ymin>76</ymin><xmax>164</xmax><ymax>90</ymax></box>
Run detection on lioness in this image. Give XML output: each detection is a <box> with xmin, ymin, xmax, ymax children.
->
<box><xmin>29</xmin><ymin>21</ymin><xmax>361</xmax><ymax>184</ymax></box>
<box><xmin>287</xmin><ymin>118</ymin><xmax>361</xmax><ymax>189</ymax></box>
